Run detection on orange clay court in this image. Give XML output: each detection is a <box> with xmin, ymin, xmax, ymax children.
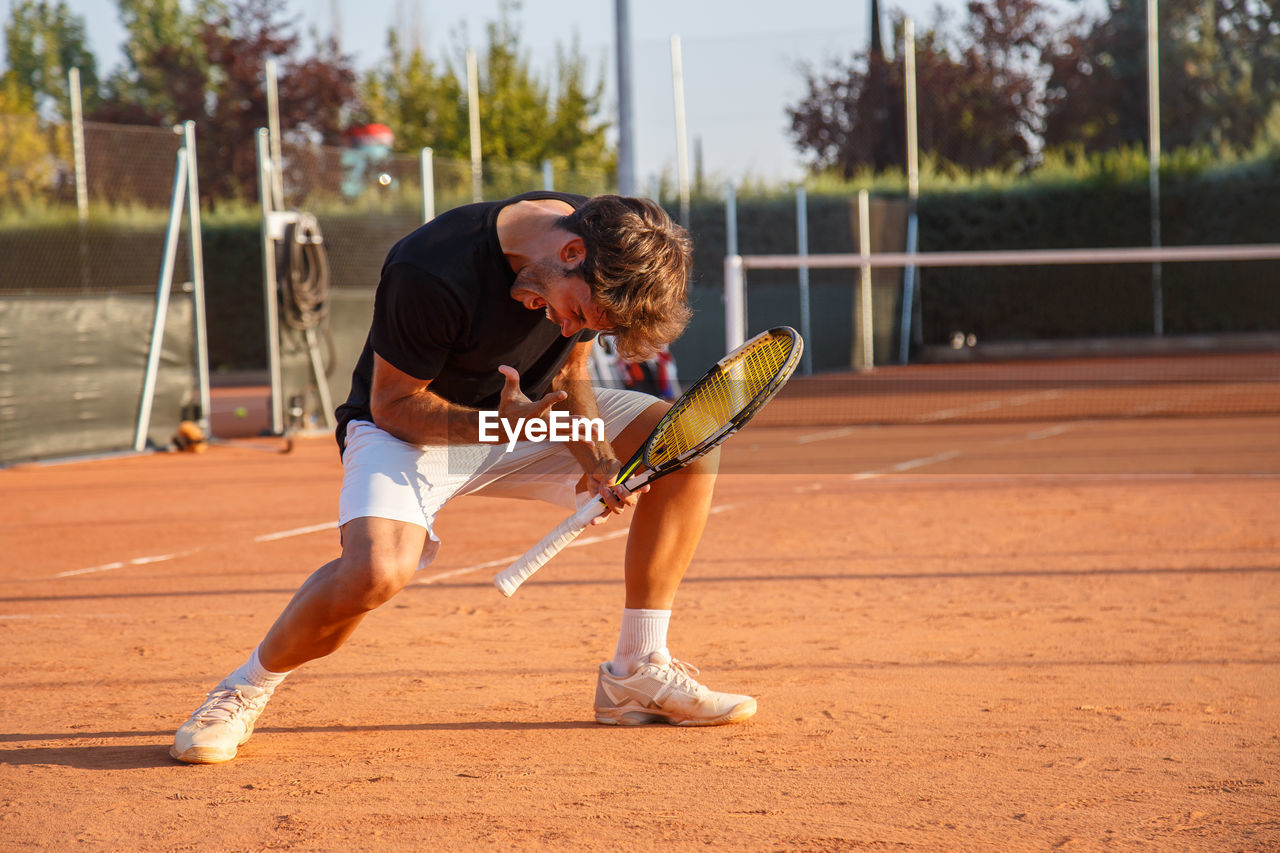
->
<box><xmin>1</xmin><ymin>353</ymin><xmax>1278</xmax><ymax>850</ymax></box>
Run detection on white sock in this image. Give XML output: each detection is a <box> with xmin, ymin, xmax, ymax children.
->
<box><xmin>230</xmin><ymin>646</ymin><xmax>289</xmax><ymax>693</ymax></box>
<box><xmin>611</xmin><ymin>608</ymin><xmax>671</xmax><ymax>676</ymax></box>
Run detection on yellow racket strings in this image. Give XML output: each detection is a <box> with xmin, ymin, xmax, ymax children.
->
<box><xmin>647</xmin><ymin>332</ymin><xmax>794</xmax><ymax>468</ymax></box>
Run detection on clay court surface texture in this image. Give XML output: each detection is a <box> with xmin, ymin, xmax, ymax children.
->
<box><xmin>2</xmin><ymin>355</ymin><xmax>1278</xmax><ymax>850</ymax></box>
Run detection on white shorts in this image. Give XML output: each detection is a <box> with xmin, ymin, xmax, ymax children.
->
<box><xmin>337</xmin><ymin>387</ymin><xmax>661</xmax><ymax>569</ymax></box>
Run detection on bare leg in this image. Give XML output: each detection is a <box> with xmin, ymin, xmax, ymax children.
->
<box><xmin>257</xmin><ymin>516</ymin><xmax>426</xmax><ymax>672</ymax></box>
<box><xmin>607</xmin><ymin>402</ymin><xmax>720</xmax><ymax>609</ymax></box>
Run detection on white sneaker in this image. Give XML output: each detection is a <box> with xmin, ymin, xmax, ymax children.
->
<box><xmin>594</xmin><ymin>651</ymin><xmax>757</xmax><ymax>726</ymax></box>
<box><xmin>170</xmin><ymin>678</ymin><xmax>273</xmax><ymax>764</ymax></box>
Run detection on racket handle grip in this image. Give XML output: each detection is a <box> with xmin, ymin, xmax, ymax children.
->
<box><xmin>494</xmin><ymin>498</ymin><xmax>604</xmax><ymax>597</ymax></box>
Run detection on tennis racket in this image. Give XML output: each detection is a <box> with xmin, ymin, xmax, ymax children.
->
<box><xmin>494</xmin><ymin>326</ymin><xmax>803</xmax><ymax>597</ymax></box>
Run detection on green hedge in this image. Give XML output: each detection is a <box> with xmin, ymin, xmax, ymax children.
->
<box><xmin>681</xmin><ymin>157</ymin><xmax>1280</xmax><ymax>366</ymax></box>
<box><xmin>6</xmin><ymin>156</ymin><xmax>1277</xmax><ymax>374</ymax></box>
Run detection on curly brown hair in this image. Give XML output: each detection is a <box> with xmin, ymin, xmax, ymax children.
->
<box><xmin>558</xmin><ymin>195</ymin><xmax>693</xmax><ymax>361</ymax></box>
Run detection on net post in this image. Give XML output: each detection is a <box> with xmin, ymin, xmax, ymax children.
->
<box><xmin>135</xmin><ymin>147</ymin><xmax>189</xmax><ymax>452</ymax></box>
<box><xmin>856</xmin><ymin>189</ymin><xmax>875</xmax><ymax>371</ymax></box>
<box><xmin>796</xmin><ymin>186</ymin><xmax>813</xmax><ymax>375</ymax></box>
<box><xmin>724</xmin><ymin>254</ymin><xmax>746</xmax><ymax>352</ymax></box>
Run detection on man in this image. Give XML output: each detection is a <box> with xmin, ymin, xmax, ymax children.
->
<box><xmin>171</xmin><ymin>192</ymin><xmax>756</xmax><ymax>764</ymax></box>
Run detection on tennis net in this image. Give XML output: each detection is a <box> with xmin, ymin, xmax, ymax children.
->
<box><xmin>722</xmin><ymin>243</ymin><xmax>1280</xmax><ymax>426</ymax></box>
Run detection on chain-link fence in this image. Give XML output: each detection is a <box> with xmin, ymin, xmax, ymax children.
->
<box><xmin>0</xmin><ymin>117</ymin><xmax>196</xmax><ymax>463</ymax></box>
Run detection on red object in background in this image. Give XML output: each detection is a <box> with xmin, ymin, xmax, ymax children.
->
<box><xmin>347</xmin><ymin>123</ymin><xmax>394</xmax><ymax>148</ymax></box>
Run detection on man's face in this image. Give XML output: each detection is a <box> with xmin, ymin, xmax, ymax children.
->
<box><xmin>511</xmin><ymin>260</ymin><xmax>612</xmax><ymax>337</ymax></box>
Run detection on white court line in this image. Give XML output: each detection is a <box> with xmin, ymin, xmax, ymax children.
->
<box><xmin>55</xmin><ymin>549</ymin><xmax>201</xmax><ymax>578</ymax></box>
<box><xmin>912</xmin><ymin>389</ymin><xmax>1063</xmax><ymax>423</ymax></box>
<box><xmin>55</xmin><ymin>522</ymin><xmax>337</xmax><ymax>578</ymax></box>
<box><xmin>254</xmin><ymin>522</ymin><xmax>335</xmax><ymax>542</ymax></box>
<box><xmin>46</xmin><ymin>415</ymin><xmax>1080</xmax><ymax>581</ymax></box>
<box><xmin>796</xmin><ymin>425</ymin><xmax>860</xmax><ymax>444</ymax></box>
<box><xmin>796</xmin><ymin>391</ymin><xmax>1066</xmax><ymax>444</ymax></box>
<box><xmin>852</xmin><ymin>449</ymin><xmax>964</xmax><ymax>481</ymax></box>
<box><xmin>1024</xmin><ymin>424</ymin><xmax>1074</xmax><ymax>441</ymax></box>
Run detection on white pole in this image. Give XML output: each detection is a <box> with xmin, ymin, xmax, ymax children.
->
<box><xmin>542</xmin><ymin>158</ymin><xmax>554</xmax><ymax>190</ymax></box>
<box><xmin>905</xmin><ymin>18</ymin><xmax>919</xmax><ymax>203</ymax></box>
<box><xmin>181</xmin><ymin>121</ymin><xmax>212</xmax><ymax>435</ymax></box>
<box><xmin>1146</xmin><ymin>0</ymin><xmax>1163</xmax><ymax>336</ymax></box>
<box><xmin>257</xmin><ymin>128</ymin><xmax>284</xmax><ymax>435</ymax></box>
<box><xmin>614</xmin><ymin>0</ymin><xmax>636</xmax><ymax>195</ymax></box>
<box><xmin>265</xmin><ymin>59</ymin><xmax>285</xmax><ymax>210</ymax></box>
<box><xmin>796</xmin><ymin>186</ymin><xmax>812</xmax><ymax>375</ymax></box>
<box><xmin>724</xmin><ymin>254</ymin><xmax>745</xmax><ymax>352</ymax></box>
<box><xmin>856</xmin><ymin>188</ymin><xmax>874</xmax><ymax>370</ymax></box>
<box><xmin>420</xmin><ymin>146</ymin><xmax>435</xmax><ymax>222</ymax></box>
<box><xmin>135</xmin><ymin>148</ymin><xmax>189</xmax><ymax>452</ymax></box>
<box><xmin>900</xmin><ymin>17</ymin><xmax>920</xmax><ymax>365</ymax></box>
<box><xmin>670</xmin><ymin>34</ymin><xmax>691</xmax><ymax>226</ymax></box>
<box><xmin>467</xmin><ymin>48</ymin><xmax>483</xmax><ymax>203</ymax></box>
<box><xmin>69</xmin><ymin>68</ymin><xmax>88</xmax><ymax>223</ymax></box>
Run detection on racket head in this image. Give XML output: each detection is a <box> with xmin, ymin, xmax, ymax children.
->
<box><xmin>640</xmin><ymin>326</ymin><xmax>802</xmax><ymax>474</ymax></box>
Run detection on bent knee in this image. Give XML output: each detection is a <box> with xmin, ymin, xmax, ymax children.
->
<box><xmin>335</xmin><ymin>541</ymin><xmax>421</xmax><ymax>612</ymax></box>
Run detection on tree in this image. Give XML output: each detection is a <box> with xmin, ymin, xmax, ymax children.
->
<box><xmin>93</xmin><ymin>0</ymin><xmax>218</xmax><ymax>126</ymax></box>
<box><xmin>359</xmin><ymin>0</ymin><xmax>613</xmax><ymax>175</ymax></box>
<box><xmin>788</xmin><ymin>2</ymin><xmax>1052</xmax><ymax>176</ymax></box>
<box><xmin>197</xmin><ymin>0</ymin><xmax>357</xmax><ymax>199</ymax></box>
<box><xmin>92</xmin><ymin>0</ymin><xmax>358</xmax><ymax>203</ymax></box>
<box><xmin>0</xmin><ymin>74</ymin><xmax>65</xmax><ymax>207</ymax></box>
<box><xmin>359</xmin><ymin>31</ymin><xmax>467</xmax><ymax>158</ymax></box>
<box><xmin>547</xmin><ymin>38</ymin><xmax>612</xmax><ymax>174</ymax></box>
<box><xmin>3</xmin><ymin>0</ymin><xmax>98</xmax><ymax>121</ymax></box>
<box><xmin>1043</xmin><ymin>0</ymin><xmax>1280</xmax><ymax>154</ymax></box>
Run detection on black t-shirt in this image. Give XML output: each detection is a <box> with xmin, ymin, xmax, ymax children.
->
<box><xmin>334</xmin><ymin>191</ymin><xmax>592</xmax><ymax>452</ymax></box>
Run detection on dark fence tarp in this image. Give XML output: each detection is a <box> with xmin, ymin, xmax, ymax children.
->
<box><xmin>0</xmin><ymin>293</ymin><xmax>196</xmax><ymax>464</ymax></box>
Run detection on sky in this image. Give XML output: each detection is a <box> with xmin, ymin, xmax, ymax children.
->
<box><xmin>61</xmin><ymin>0</ymin><xmax>1088</xmax><ymax>186</ymax></box>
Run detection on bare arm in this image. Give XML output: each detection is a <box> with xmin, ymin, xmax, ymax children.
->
<box><xmin>553</xmin><ymin>341</ymin><xmax>645</xmax><ymax>517</ymax></box>
<box><xmin>369</xmin><ymin>353</ymin><xmax>565</xmax><ymax>446</ymax></box>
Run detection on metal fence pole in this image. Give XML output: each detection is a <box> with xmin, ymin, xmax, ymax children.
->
<box><xmin>900</xmin><ymin>17</ymin><xmax>920</xmax><ymax>365</ymax></box>
<box><xmin>796</xmin><ymin>186</ymin><xmax>812</xmax><ymax>374</ymax></box>
<box><xmin>670</xmin><ymin>34</ymin><xmax>691</xmax><ymax>227</ymax></box>
<box><xmin>181</xmin><ymin>121</ymin><xmax>212</xmax><ymax>435</ymax></box>
<box><xmin>257</xmin><ymin>128</ymin><xmax>285</xmax><ymax>435</ymax></box>
<box><xmin>467</xmin><ymin>49</ymin><xmax>483</xmax><ymax>202</ymax></box>
<box><xmin>135</xmin><ymin>148</ymin><xmax>189</xmax><ymax>451</ymax></box>
<box><xmin>68</xmin><ymin>67</ymin><xmax>92</xmax><ymax>292</ymax></box>
<box><xmin>266</xmin><ymin>58</ymin><xmax>285</xmax><ymax>210</ymax></box>
<box><xmin>420</xmin><ymin>146</ymin><xmax>435</xmax><ymax>222</ymax></box>
<box><xmin>68</xmin><ymin>68</ymin><xmax>88</xmax><ymax>223</ymax></box>
<box><xmin>615</xmin><ymin>0</ymin><xmax>636</xmax><ymax>195</ymax></box>
<box><xmin>1147</xmin><ymin>0</ymin><xmax>1164</xmax><ymax>336</ymax></box>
